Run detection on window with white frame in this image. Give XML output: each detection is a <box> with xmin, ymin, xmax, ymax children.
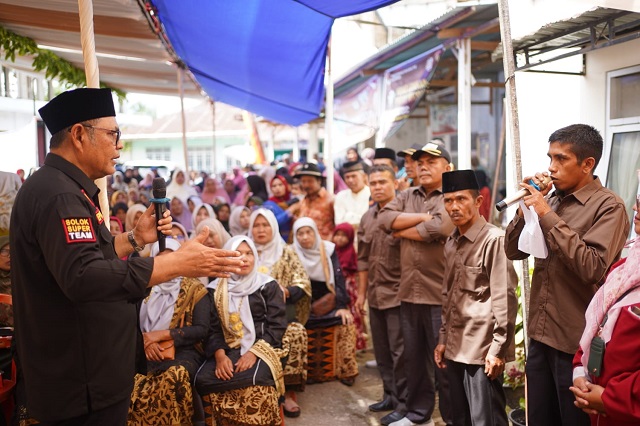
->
<box><xmin>188</xmin><ymin>147</ymin><xmax>213</xmax><ymax>173</ymax></box>
<box><xmin>145</xmin><ymin>148</ymin><xmax>171</xmax><ymax>161</ymax></box>
<box><xmin>605</xmin><ymin>65</ymin><xmax>640</xmax><ymax>237</ymax></box>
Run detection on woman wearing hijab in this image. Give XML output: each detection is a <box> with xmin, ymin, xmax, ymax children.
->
<box><xmin>293</xmin><ymin>219</ymin><xmax>358</xmax><ymax>386</ymax></box>
<box><xmin>570</xmin><ymin>201</ymin><xmax>640</xmax><ymax>425</ymax></box>
<box><xmin>187</xmin><ymin>195</ymin><xmax>203</xmax><ymax>214</ymax></box>
<box><xmin>229</xmin><ymin>206</ymin><xmax>251</xmax><ymax>237</ymax></box>
<box><xmin>201</xmin><ymin>177</ymin><xmax>231</xmax><ymax>206</ymax></box>
<box><xmin>191</xmin><ymin>203</ymin><xmax>217</xmax><ymax>234</ymax></box>
<box><xmin>170</xmin><ymin>196</ymin><xmax>194</xmax><ymax>234</ymax></box>
<box><xmin>196</xmin><ymin>218</ymin><xmax>231</xmax><ymax>251</ymax></box>
<box><xmin>111</xmin><ymin>171</ymin><xmax>128</xmax><ymax>193</ymax></box>
<box><xmin>129</xmin><ymin>239</ymin><xmax>210</xmax><ymax>425</ymax></box>
<box><xmin>214</xmin><ymin>203</ymin><xmax>231</xmax><ymax>233</ymax></box>
<box><xmin>235</xmin><ymin>175</ymin><xmax>269</xmax><ymax>207</ymax></box>
<box><xmin>195</xmin><ymin>236</ymin><xmax>287</xmax><ymax>426</ymax></box>
<box><xmin>249</xmin><ymin>208</ymin><xmax>311</xmax><ymax>418</ymax></box>
<box><xmin>110</xmin><ymin>190</ymin><xmax>128</xmax><ymax>209</ymax></box>
<box><xmin>332</xmin><ymin>222</ymin><xmax>367</xmax><ymax>351</ymax></box>
<box><xmin>138</xmin><ymin>171</ymin><xmax>155</xmax><ymax>191</ymax></box>
<box><xmin>166</xmin><ymin>168</ymin><xmax>197</xmax><ymax>204</ymax></box>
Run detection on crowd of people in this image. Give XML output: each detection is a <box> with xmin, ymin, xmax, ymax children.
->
<box><xmin>2</xmin><ymin>86</ymin><xmax>639</xmax><ymax>426</ymax></box>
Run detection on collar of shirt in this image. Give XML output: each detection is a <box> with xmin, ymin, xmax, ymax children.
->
<box><xmin>451</xmin><ymin>216</ymin><xmax>487</xmax><ymax>244</ymax></box>
<box><xmin>411</xmin><ymin>185</ymin><xmax>443</xmax><ymax>198</ymax></box>
<box><xmin>549</xmin><ymin>176</ymin><xmax>602</xmax><ymax>206</ymax></box>
<box><xmin>44</xmin><ymin>153</ymin><xmax>100</xmax><ymax>200</ymax></box>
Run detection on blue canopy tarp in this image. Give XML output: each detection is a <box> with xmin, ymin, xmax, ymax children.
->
<box><xmin>151</xmin><ymin>0</ymin><xmax>400</xmax><ymax>126</ymax></box>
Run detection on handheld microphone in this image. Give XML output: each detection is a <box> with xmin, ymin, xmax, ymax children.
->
<box><xmin>151</xmin><ymin>177</ymin><xmax>169</xmax><ymax>252</ymax></box>
<box><xmin>495</xmin><ymin>175</ymin><xmax>552</xmax><ymax>212</ymax></box>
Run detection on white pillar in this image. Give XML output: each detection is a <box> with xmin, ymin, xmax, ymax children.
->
<box><xmin>457</xmin><ymin>37</ymin><xmax>472</xmax><ymax>170</ymax></box>
<box><xmin>308</xmin><ymin>123</ymin><xmax>319</xmax><ymax>162</ymax></box>
<box><xmin>292</xmin><ymin>126</ymin><xmax>301</xmax><ymax>162</ymax></box>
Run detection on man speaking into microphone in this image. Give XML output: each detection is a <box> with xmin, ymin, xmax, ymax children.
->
<box><xmin>10</xmin><ymin>88</ymin><xmax>243</xmax><ymax>425</ymax></box>
<box><xmin>504</xmin><ymin>124</ymin><xmax>629</xmax><ymax>426</ymax></box>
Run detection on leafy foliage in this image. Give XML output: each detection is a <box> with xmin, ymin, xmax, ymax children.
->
<box><xmin>0</xmin><ymin>26</ymin><xmax>126</xmax><ymax>101</ymax></box>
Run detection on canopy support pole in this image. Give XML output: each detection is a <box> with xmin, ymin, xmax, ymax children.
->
<box><xmin>211</xmin><ymin>99</ymin><xmax>217</xmax><ymax>175</ymax></box>
<box><xmin>457</xmin><ymin>37</ymin><xmax>472</xmax><ymax>170</ymax></box>
<box><xmin>78</xmin><ymin>0</ymin><xmax>109</xmax><ymax>225</ymax></box>
<box><xmin>178</xmin><ymin>67</ymin><xmax>189</xmax><ymax>175</ymax></box>
<box><xmin>325</xmin><ymin>38</ymin><xmax>334</xmax><ymax>195</ymax></box>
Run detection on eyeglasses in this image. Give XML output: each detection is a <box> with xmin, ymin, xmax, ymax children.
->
<box><xmin>70</xmin><ymin>124</ymin><xmax>121</xmax><ymax>146</ymax></box>
<box><xmin>0</xmin><ymin>249</ymin><xmax>9</xmax><ymax>257</ymax></box>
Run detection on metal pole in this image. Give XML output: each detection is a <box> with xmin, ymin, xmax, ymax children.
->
<box><xmin>325</xmin><ymin>38</ymin><xmax>334</xmax><ymax>194</ymax></box>
<box><xmin>178</xmin><ymin>67</ymin><xmax>189</xmax><ymax>175</ymax></box>
<box><xmin>457</xmin><ymin>37</ymin><xmax>471</xmax><ymax>170</ymax></box>
<box><xmin>78</xmin><ymin>0</ymin><xmax>109</xmax><ymax>227</ymax></box>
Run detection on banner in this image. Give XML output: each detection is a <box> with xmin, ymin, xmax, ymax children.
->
<box><xmin>378</xmin><ymin>46</ymin><xmax>444</xmax><ymax>142</ymax></box>
<box><xmin>333</xmin><ymin>75</ymin><xmax>381</xmax><ymax>152</ymax></box>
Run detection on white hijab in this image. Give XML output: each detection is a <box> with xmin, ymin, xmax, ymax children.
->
<box><xmin>229</xmin><ymin>205</ymin><xmax>250</xmax><ymax>236</ymax></box>
<box><xmin>192</xmin><ymin>203</ymin><xmax>216</xmax><ymax>230</ymax></box>
<box><xmin>139</xmin><ymin>238</ymin><xmax>183</xmax><ymax>332</ymax></box>
<box><xmin>208</xmin><ymin>236</ymin><xmax>272</xmax><ymax>354</ymax></box>
<box><xmin>293</xmin><ymin>217</ymin><xmax>335</xmax><ymax>289</ymax></box>
<box><xmin>249</xmin><ymin>208</ymin><xmax>286</xmax><ymax>274</ymax></box>
<box><xmin>166</xmin><ymin>168</ymin><xmax>197</xmax><ymax>203</ymax></box>
<box><xmin>195</xmin><ymin>218</ymin><xmax>231</xmax><ymax>248</ymax></box>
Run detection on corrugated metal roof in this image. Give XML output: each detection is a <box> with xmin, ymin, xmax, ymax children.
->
<box><xmin>493</xmin><ymin>7</ymin><xmax>640</xmax><ymax>64</ymax></box>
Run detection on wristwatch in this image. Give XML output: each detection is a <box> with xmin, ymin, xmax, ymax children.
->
<box><xmin>127</xmin><ymin>230</ymin><xmax>144</xmax><ymax>252</ymax></box>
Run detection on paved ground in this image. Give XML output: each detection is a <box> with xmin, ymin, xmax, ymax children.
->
<box><xmin>285</xmin><ymin>350</ymin><xmax>446</xmax><ymax>426</ymax></box>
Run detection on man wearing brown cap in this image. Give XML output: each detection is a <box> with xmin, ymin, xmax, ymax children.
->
<box><xmin>435</xmin><ymin>170</ymin><xmax>517</xmax><ymax>426</ymax></box>
<box><xmin>396</xmin><ymin>143</ymin><xmax>423</xmax><ymax>188</ymax></box>
<box><xmin>379</xmin><ymin>142</ymin><xmax>455</xmax><ymax>426</ymax></box>
<box><xmin>296</xmin><ymin>162</ymin><xmax>335</xmax><ymax>240</ymax></box>
<box><xmin>11</xmin><ymin>88</ymin><xmax>243</xmax><ymax>424</ymax></box>
<box><xmin>334</xmin><ymin>161</ymin><xmax>370</xmax><ymax>229</ymax></box>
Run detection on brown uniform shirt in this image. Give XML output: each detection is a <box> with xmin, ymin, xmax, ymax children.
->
<box><xmin>439</xmin><ymin>217</ymin><xmax>518</xmax><ymax>365</ymax></box>
<box><xmin>357</xmin><ymin>203</ymin><xmax>402</xmax><ymax>310</ymax></box>
<box><xmin>378</xmin><ymin>186</ymin><xmax>455</xmax><ymax>305</ymax></box>
<box><xmin>505</xmin><ymin>177</ymin><xmax>629</xmax><ymax>354</ymax></box>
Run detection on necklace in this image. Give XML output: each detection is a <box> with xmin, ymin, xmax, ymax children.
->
<box><xmin>228</xmin><ymin>297</ymin><xmax>245</xmax><ymax>338</ymax></box>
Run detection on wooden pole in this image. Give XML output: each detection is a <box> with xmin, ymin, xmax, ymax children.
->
<box><xmin>178</xmin><ymin>67</ymin><xmax>189</xmax><ymax>175</ymax></box>
<box><xmin>78</xmin><ymin>0</ymin><xmax>109</xmax><ymax>227</ymax></box>
<box><xmin>325</xmin><ymin>38</ymin><xmax>334</xmax><ymax>195</ymax></box>
<box><xmin>498</xmin><ymin>0</ymin><xmax>529</xmax><ymax>423</ymax></box>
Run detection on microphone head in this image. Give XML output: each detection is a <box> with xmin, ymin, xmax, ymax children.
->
<box><xmin>152</xmin><ymin>177</ymin><xmax>166</xmax><ymax>199</ymax></box>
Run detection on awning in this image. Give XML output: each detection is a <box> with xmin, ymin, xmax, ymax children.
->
<box><xmin>0</xmin><ymin>0</ymin><xmax>199</xmax><ymax>96</ymax></box>
<box><xmin>148</xmin><ymin>0</ymin><xmax>401</xmax><ymax>126</ymax></box>
<box><xmin>493</xmin><ymin>7</ymin><xmax>640</xmax><ymax>71</ymax></box>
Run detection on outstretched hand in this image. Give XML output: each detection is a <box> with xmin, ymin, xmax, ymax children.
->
<box><xmin>177</xmin><ymin>226</ymin><xmax>243</xmax><ymax>278</ymax></box>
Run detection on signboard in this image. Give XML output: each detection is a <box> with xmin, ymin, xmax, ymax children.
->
<box><xmin>333</xmin><ymin>75</ymin><xmax>381</xmax><ymax>152</ymax></box>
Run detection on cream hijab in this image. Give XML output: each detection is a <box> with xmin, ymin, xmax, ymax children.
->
<box><xmin>139</xmin><ymin>238</ymin><xmax>183</xmax><ymax>332</ymax></box>
<box><xmin>195</xmin><ymin>218</ymin><xmax>231</xmax><ymax>248</ymax></box>
<box><xmin>249</xmin><ymin>208</ymin><xmax>286</xmax><ymax>274</ymax></box>
<box><xmin>229</xmin><ymin>205</ymin><xmax>250</xmax><ymax>236</ymax></box>
<box><xmin>208</xmin><ymin>236</ymin><xmax>271</xmax><ymax>354</ymax></box>
<box><xmin>293</xmin><ymin>217</ymin><xmax>335</xmax><ymax>290</ymax></box>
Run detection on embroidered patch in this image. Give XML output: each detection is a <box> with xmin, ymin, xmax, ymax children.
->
<box><xmin>62</xmin><ymin>218</ymin><xmax>96</xmax><ymax>243</ymax></box>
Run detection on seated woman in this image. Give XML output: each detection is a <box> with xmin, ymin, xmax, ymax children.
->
<box><xmin>195</xmin><ymin>236</ymin><xmax>287</xmax><ymax>426</ymax></box>
<box><xmin>128</xmin><ymin>239</ymin><xmax>210</xmax><ymax>426</ymax></box>
<box><xmin>191</xmin><ymin>203</ymin><xmax>217</xmax><ymax>236</ymax></box>
<box><xmin>249</xmin><ymin>208</ymin><xmax>311</xmax><ymax>417</ymax></box>
<box><xmin>229</xmin><ymin>205</ymin><xmax>251</xmax><ymax>236</ymax></box>
<box><xmin>293</xmin><ymin>218</ymin><xmax>359</xmax><ymax>386</ymax></box>
<box><xmin>196</xmin><ymin>218</ymin><xmax>231</xmax><ymax>250</ymax></box>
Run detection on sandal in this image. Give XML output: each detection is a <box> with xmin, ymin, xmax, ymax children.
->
<box><xmin>283</xmin><ymin>394</ymin><xmax>301</xmax><ymax>418</ymax></box>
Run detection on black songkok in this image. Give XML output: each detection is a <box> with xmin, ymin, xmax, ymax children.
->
<box><xmin>39</xmin><ymin>88</ymin><xmax>116</xmax><ymax>135</ymax></box>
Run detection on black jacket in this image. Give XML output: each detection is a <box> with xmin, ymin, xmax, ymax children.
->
<box><xmin>10</xmin><ymin>153</ymin><xmax>154</xmax><ymax>421</ymax></box>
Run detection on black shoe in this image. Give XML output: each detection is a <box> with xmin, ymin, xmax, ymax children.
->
<box><xmin>380</xmin><ymin>411</ymin><xmax>405</xmax><ymax>425</ymax></box>
<box><xmin>369</xmin><ymin>396</ymin><xmax>393</xmax><ymax>412</ymax></box>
